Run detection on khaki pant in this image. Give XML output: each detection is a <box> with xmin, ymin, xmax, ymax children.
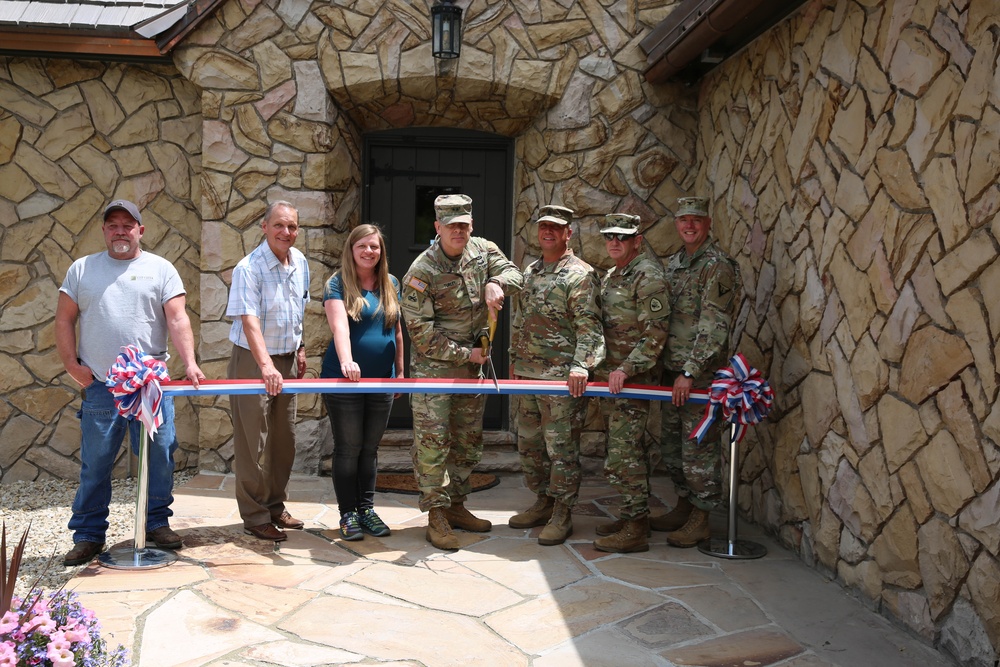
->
<box><xmin>228</xmin><ymin>344</ymin><xmax>298</xmax><ymax>528</ymax></box>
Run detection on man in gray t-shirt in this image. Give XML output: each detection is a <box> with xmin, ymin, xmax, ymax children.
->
<box><xmin>55</xmin><ymin>199</ymin><xmax>206</xmax><ymax>566</ymax></box>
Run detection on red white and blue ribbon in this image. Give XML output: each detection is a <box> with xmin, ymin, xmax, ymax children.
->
<box><xmin>159</xmin><ymin>377</ymin><xmax>711</xmax><ymax>403</ymax></box>
<box><xmin>105</xmin><ymin>345</ymin><xmax>170</xmax><ymax>435</ymax></box>
<box><xmin>689</xmin><ymin>353</ymin><xmax>774</xmax><ymax>443</ymax></box>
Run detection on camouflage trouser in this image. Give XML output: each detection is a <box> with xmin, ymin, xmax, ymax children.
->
<box><xmin>410</xmin><ymin>391</ymin><xmax>486</xmax><ymax>511</ymax></box>
<box><xmin>602</xmin><ymin>396</ymin><xmax>651</xmax><ymax>519</ymax></box>
<box><xmin>515</xmin><ymin>392</ymin><xmax>586</xmax><ymax>506</ymax></box>
<box><xmin>660</xmin><ymin>392</ymin><xmax>722</xmax><ymax>511</ymax></box>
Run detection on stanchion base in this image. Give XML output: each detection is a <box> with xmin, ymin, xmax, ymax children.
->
<box><xmin>98</xmin><ymin>547</ymin><xmax>177</xmax><ymax>570</ymax></box>
<box><xmin>698</xmin><ymin>538</ymin><xmax>767</xmax><ymax>560</ymax></box>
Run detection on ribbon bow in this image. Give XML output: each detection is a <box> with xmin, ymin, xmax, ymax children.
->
<box><xmin>690</xmin><ymin>353</ymin><xmax>774</xmax><ymax>443</ymax></box>
<box><xmin>105</xmin><ymin>345</ymin><xmax>170</xmax><ymax>435</ymax></box>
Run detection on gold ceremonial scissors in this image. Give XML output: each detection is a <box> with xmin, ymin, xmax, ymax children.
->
<box><xmin>477</xmin><ymin>309</ymin><xmax>500</xmax><ymax>393</ymax></box>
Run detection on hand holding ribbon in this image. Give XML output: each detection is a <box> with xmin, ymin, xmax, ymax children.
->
<box><xmin>105</xmin><ymin>345</ymin><xmax>170</xmax><ymax>436</ymax></box>
<box><xmin>690</xmin><ymin>353</ymin><xmax>774</xmax><ymax>443</ymax></box>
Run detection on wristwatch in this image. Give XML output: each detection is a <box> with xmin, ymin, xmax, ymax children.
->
<box><xmin>682</xmin><ymin>370</ymin><xmax>694</xmax><ymax>379</ymax></box>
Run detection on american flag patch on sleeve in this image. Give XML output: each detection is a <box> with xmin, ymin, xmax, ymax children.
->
<box><xmin>407</xmin><ymin>276</ymin><xmax>428</xmax><ymax>292</ymax></box>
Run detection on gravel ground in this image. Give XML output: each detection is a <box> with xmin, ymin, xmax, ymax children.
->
<box><xmin>1</xmin><ymin>473</ymin><xmax>193</xmax><ymax>598</ymax></box>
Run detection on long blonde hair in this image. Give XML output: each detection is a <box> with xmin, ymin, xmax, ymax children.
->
<box><xmin>334</xmin><ymin>224</ymin><xmax>400</xmax><ymax>329</ymax></box>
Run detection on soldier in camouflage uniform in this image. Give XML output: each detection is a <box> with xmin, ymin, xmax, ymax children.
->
<box><xmin>592</xmin><ymin>214</ymin><xmax>670</xmax><ymax>554</ymax></box>
<box><xmin>656</xmin><ymin>196</ymin><xmax>742</xmax><ymax>548</ymax></box>
<box><xmin>401</xmin><ymin>194</ymin><xmax>523</xmax><ymax>550</ymax></box>
<box><xmin>508</xmin><ymin>204</ymin><xmax>605</xmax><ymax>546</ymax></box>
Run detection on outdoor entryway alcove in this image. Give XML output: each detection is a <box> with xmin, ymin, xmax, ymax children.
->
<box><xmin>363</xmin><ymin>128</ymin><xmax>515</xmax><ymax>431</ymax></box>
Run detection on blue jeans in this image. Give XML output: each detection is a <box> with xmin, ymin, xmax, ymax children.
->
<box><xmin>323</xmin><ymin>392</ymin><xmax>393</xmax><ymax>515</ymax></box>
<box><xmin>68</xmin><ymin>380</ymin><xmax>177</xmax><ymax>543</ymax></box>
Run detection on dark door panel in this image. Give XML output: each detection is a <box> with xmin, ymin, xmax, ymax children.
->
<box><xmin>363</xmin><ymin>129</ymin><xmax>514</xmax><ymax>430</ymax></box>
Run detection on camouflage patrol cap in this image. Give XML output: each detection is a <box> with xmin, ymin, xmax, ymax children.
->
<box><xmin>601</xmin><ymin>213</ymin><xmax>641</xmax><ymax>236</ymax></box>
<box><xmin>434</xmin><ymin>194</ymin><xmax>473</xmax><ymax>225</ymax></box>
<box><xmin>536</xmin><ymin>204</ymin><xmax>574</xmax><ymax>225</ymax></box>
<box><xmin>676</xmin><ymin>196</ymin><xmax>710</xmax><ymax>217</ymax></box>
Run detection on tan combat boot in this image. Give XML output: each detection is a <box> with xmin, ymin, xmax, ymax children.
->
<box><xmin>665</xmin><ymin>507</ymin><xmax>710</xmax><ymax>548</ymax></box>
<box><xmin>649</xmin><ymin>496</ymin><xmax>693</xmax><ymax>532</ymax></box>
<box><xmin>443</xmin><ymin>502</ymin><xmax>492</xmax><ymax>532</ymax></box>
<box><xmin>596</xmin><ymin>516</ymin><xmax>651</xmax><ymax>537</ymax></box>
<box><xmin>594</xmin><ymin>515</ymin><xmax>650</xmax><ymax>553</ymax></box>
<box><xmin>508</xmin><ymin>495</ymin><xmax>555</xmax><ymax>528</ymax></box>
<box><xmin>595</xmin><ymin>517</ymin><xmax>625</xmax><ymax>536</ymax></box>
<box><xmin>538</xmin><ymin>501</ymin><xmax>573</xmax><ymax>546</ymax></box>
<box><xmin>426</xmin><ymin>507</ymin><xmax>460</xmax><ymax>550</ymax></box>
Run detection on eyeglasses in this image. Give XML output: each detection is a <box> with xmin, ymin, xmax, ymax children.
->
<box><xmin>602</xmin><ymin>233</ymin><xmax>635</xmax><ymax>242</ymax></box>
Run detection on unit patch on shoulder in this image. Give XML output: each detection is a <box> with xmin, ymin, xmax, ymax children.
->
<box><xmin>649</xmin><ymin>297</ymin><xmax>663</xmax><ymax>313</ymax></box>
<box><xmin>407</xmin><ymin>276</ymin><xmax>428</xmax><ymax>293</ymax></box>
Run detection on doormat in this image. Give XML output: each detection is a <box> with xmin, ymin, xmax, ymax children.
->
<box><xmin>375</xmin><ymin>472</ymin><xmax>500</xmax><ymax>495</ymax></box>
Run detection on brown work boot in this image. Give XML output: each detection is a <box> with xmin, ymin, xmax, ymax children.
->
<box><xmin>508</xmin><ymin>495</ymin><xmax>555</xmax><ymax>529</ymax></box>
<box><xmin>63</xmin><ymin>541</ymin><xmax>105</xmax><ymax>567</ymax></box>
<box><xmin>146</xmin><ymin>525</ymin><xmax>183</xmax><ymax>549</ymax></box>
<box><xmin>666</xmin><ymin>507</ymin><xmax>710</xmax><ymax>548</ymax></box>
<box><xmin>538</xmin><ymin>501</ymin><xmax>573</xmax><ymax>546</ymax></box>
<box><xmin>649</xmin><ymin>496</ymin><xmax>693</xmax><ymax>532</ymax></box>
<box><xmin>443</xmin><ymin>503</ymin><xmax>492</xmax><ymax>532</ymax></box>
<box><xmin>594</xmin><ymin>516</ymin><xmax>650</xmax><ymax>553</ymax></box>
<box><xmin>426</xmin><ymin>507</ymin><xmax>460</xmax><ymax>550</ymax></box>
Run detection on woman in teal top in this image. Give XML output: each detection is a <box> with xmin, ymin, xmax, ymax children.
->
<box><xmin>322</xmin><ymin>224</ymin><xmax>404</xmax><ymax>540</ymax></box>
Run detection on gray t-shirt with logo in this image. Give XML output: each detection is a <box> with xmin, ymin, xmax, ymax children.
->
<box><xmin>60</xmin><ymin>250</ymin><xmax>185</xmax><ymax>380</ymax></box>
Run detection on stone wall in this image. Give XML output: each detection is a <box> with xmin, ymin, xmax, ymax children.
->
<box><xmin>0</xmin><ymin>59</ymin><xmax>203</xmax><ymax>481</ymax></box>
<box><xmin>697</xmin><ymin>0</ymin><xmax>1000</xmax><ymax>663</ymax></box>
<box><xmin>173</xmin><ymin>0</ymin><xmax>699</xmax><ymax>474</ymax></box>
<box><xmin>0</xmin><ymin>0</ymin><xmax>699</xmax><ymax>481</ymax></box>
<box><xmin>4</xmin><ymin>0</ymin><xmax>993</xmax><ymax>660</ymax></box>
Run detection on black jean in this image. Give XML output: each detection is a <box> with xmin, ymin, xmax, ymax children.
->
<box><xmin>322</xmin><ymin>392</ymin><xmax>394</xmax><ymax>515</ymax></box>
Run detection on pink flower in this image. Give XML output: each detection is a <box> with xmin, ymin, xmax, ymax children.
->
<box><xmin>0</xmin><ymin>642</ymin><xmax>16</xmax><ymax>667</ymax></box>
<box><xmin>63</xmin><ymin>625</ymin><xmax>90</xmax><ymax>644</ymax></box>
<box><xmin>0</xmin><ymin>611</ymin><xmax>18</xmax><ymax>634</ymax></box>
<box><xmin>46</xmin><ymin>644</ymin><xmax>76</xmax><ymax>667</ymax></box>
<box><xmin>47</xmin><ymin>630</ymin><xmax>72</xmax><ymax>651</ymax></box>
<box><xmin>23</xmin><ymin>612</ymin><xmax>56</xmax><ymax>635</ymax></box>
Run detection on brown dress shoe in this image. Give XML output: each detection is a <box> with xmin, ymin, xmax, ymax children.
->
<box><xmin>146</xmin><ymin>525</ymin><xmax>183</xmax><ymax>549</ymax></box>
<box><xmin>273</xmin><ymin>511</ymin><xmax>304</xmax><ymax>529</ymax></box>
<box><xmin>244</xmin><ymin>523</ymin><xmax>287</xmax><ymax>541</ymax></box>
<box><xmin>63</xmin><ymin>541</ymin><xmax>105</xmax><ymax>566</ymax></box>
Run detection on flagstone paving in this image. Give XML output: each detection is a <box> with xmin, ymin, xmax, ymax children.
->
<box><xmin>70</xmin><ymin>472</ymin><xmax>957</xmax><ymax>667</ymax></box>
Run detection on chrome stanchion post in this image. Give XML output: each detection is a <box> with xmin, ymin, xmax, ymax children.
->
<box><xmin>698</xmin><ymin>421</ymin><xmax>767</xmax><ymax>560</ymax></box>
<box><xmin>99</xmin><ymin>423</ymin><xmax>177</xmax><ymax>570</ymax></box>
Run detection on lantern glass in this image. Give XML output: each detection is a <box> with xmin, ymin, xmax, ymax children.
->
<box><xmin>431</xmin><ymin>2</ymin><xmax>463</xmax><ymax>59</ymax></box>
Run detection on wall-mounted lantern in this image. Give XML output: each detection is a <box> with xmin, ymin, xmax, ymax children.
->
<box><xmin>431</xmin><ymin>0</ymin><xmax>463</xmax><ymax>59</ymax></box>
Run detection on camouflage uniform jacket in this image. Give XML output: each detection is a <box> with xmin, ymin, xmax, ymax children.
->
<box><xmin>511</xmin><ymin>250</ymin><xmax>605</xmax><ymax>380</ymax></box>
<box><xmin>402</xmin><ymin>236</ymin><xmax>522</xmax><ymax>377</ymax></box>
<box><xmin>663</xmin><ymin>237</ymin><xmax>741</xmax><ymax>379</ymax></box>
<box><xmin>598</xmin><ymin>253</ymin><xmax>670</xmax><ymax>383</ymax></box>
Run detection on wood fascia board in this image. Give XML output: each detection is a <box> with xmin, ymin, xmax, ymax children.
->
<box><xmin>0</xmin><ymin>31</ymin><xmax>164</xmax><ymax>58</ymax></box>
